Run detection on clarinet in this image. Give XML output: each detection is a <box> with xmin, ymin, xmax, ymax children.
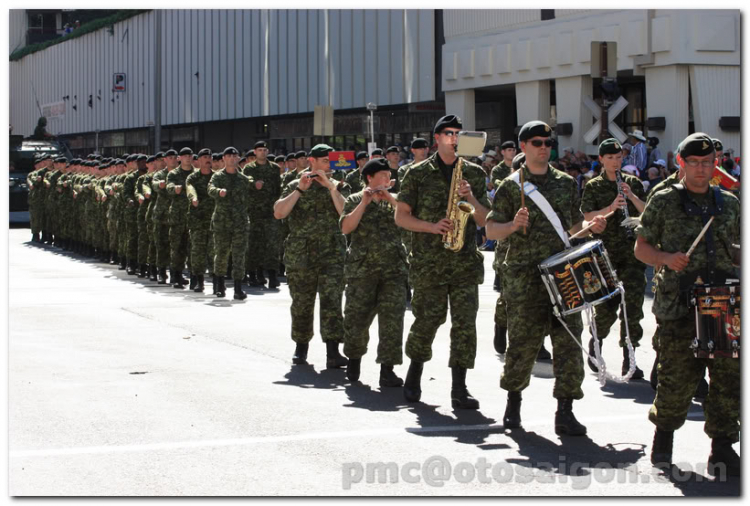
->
<box><xmin>615</xmin><ymin>167</ymin><xmax>634</xmax><ymax>238</ymax></box>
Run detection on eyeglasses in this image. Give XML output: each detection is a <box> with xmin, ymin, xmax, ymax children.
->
<box><xmin>685</xmin><ymin>159</ymin><xmax>716</xmax><ymax>168</ymax></box>
<box><xmin>529</xmin><ymin>139</ymin><xmax>553</xmax><ymax>148</ymax></box>
<box><xmin>441</xmin><ymin>130</ymin><xmax>461</xmax><ymax>138</ymax></box>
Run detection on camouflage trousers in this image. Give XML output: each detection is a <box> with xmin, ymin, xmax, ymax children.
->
<box><xmin>649</xmin><ymin>318</ymin><xmax>739</xmax><ymax>441</ymax></box>
<box><xmin>125</xmin><ymin>206</ymin><xmax>139</xmax><ymax>261</ymax></box>
<box><xmin>286</xmin><ymin>264</ymin><xmax>344</xmax><ymax>344</ymax></box>
<box><xmin>213</xmin><ymin>225</ymin><xmax>248</xmax><ymax>280</ymax></box>
<box><xmin>246</xmin><ymin>217</ymin><xmax>281</xmax><ymax>271</ymax></box>
<box><xmin>153</xmin><ymin>219</ymin><xmax>170</xmax><ymax>268</ymax></box>
<box><xmin>137</xmin><ymin>205</ymin><xmax>150</xmax><ymax>264</ymax></box>
<box><xmin>493</xmin><ymin>269</ymin><xmax>507</xmax><ymax>328</ymax></box>
<box><xmin>188</xmin><ymin>218</ymin><xmax>213</xmax><ymax>275</ymax></box>
<box><xmin>108</xmin><ymin>214</ymin><xmax>118</xmax><ymax>253</ymax></box>
<box><xmin>343</xmin><ymin>275</ymin><xmax>405</xmax><ymax>365</ymax></box>
<box><xmin>168</xmin><ymin>219</ymin><xmax>190</xmax><ymax>271</ymax></box>
<box><xmin>405</xmin><ymin>283</ymin><xmax>478</xmax><ymax>369</ymax></box>
<box><xmin>29</xmin><ymin>198</ymin><xmax>45</xmax><ymax>234</ymax></box>
<box><xmin>591</xmin><ymin>261</ymin><xmax>646</xmax><ymax>347</ymax></box>
<box><xmin>501</xmin><ymin>300</ymin><xmax>585</xmax><ymax>399</ymax></box>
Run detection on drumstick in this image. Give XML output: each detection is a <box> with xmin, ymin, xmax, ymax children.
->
<box><xmin>519</xmin><ymin>169</ymin><xmax>526</xmax><ymax>235</ymax></box>
<box><xmin>686</xmin><ymin>217</ymin><xmax>714</xmax><ymax>257</ymax></box>
<box><xmin>569</xmin><ymin>209</ymin><xmax>617</xmax><ymax>240</ymax></box>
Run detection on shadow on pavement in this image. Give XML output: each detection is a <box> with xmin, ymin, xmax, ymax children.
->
<box><xmin>273</xmin><ymin>364</ymin><xmax>348</xmax><ymax>390</ymax></box>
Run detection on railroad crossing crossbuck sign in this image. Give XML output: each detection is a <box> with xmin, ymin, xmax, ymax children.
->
<box><xmin>582</xmin><ymin>96</ymin><xmax>629</xmax><ymax>144</ymax></box>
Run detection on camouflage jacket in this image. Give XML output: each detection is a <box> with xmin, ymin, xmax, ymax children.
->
<box><xmin>208</xmin><ymin>168</ymin><xmax>251</xmax><ymax>229</ymax></box>
<box><xmin>340</xmin><ymin>191</ymin><xmax>408</xmax><ymax>279</ymax></box>
<box><xmin>280</xmin><ymin>172</ymin><xmax>351</xmax><ymax>270</ymax></box>
<box><xmin>636</xmin><ymin>185</ymin><xmax>740</xmax><ymax>321</ymax></box>
<box><xmin>150</xmin><ymin>168</ymin><xmax>171</xmax><ymax>221</ymax></box>
<box><xmin>166</xmin><ymin>167</ymin><xmax>195</xmax><ymax>224</ymax></box>
<box><xmin>345</xmin><ymin>169</ymin><xmax>365</xmax><ymax>194</ymax></box>
<box><xmin>186</xmin><ymin>169</ymin><xmax>215</xmax><ymax>223</ymax></box>
<box><xmin>396</xmin><ymin>152</ymin><xmax>490</xmax><ymax>287</ymax></box>
<box><xmin>646</xmin><ymin>170</ymin><xmax>680</xmax><ymax>203</ymax></box>
<box><xmin>242</xmin><ymin>160</ymin><xmax>281</xmax><ymax>219</ymax></box>
<box><xmin>580</xmin><ymin>172</ymin><xmax>645</xmax><ymax>265</ymax></box>
<box><xmin>490</xmin><ymin>160</ymin><xmax>512</xmax><ymax>189</ymax></box>
<box><xmin>488</xmin><ymin>164</ymin><xmax>583</xmax><ymax>302</ymax></box>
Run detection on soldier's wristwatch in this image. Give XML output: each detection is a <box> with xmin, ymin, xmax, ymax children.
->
<box><xmin>295</xmin><ymin>187</ymin><xmax>305</xmax><ymax>194</ymax></box>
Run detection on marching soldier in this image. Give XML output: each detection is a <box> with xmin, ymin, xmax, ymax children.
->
<box><xmin>135</xmin><ymin>155</ymin><xmax>155</xmax><ymax>277</ymax></box>
<box><xmin>340</xmin><ymin>158</ymin><xmax>408</xmax><ymax>387</ymax></box>
<box><xmin>208</xmin><ymin>147</ymin><xmax>251</xmax><ymax>299</ymax></box>
<box><xmin>634</xmin><ymin>132</ymin><xmax>740</xmax><ymax>476</ymax></box>
<box><xmin>489</xmin><ymin>140</ymin><xmax>517</xmax><ymax>191</ymax></box>
<box><xmin>273</xmin><ymin>144</ymin><xmax>350</xmax><ymax>368</ymax></box>
<box><xmin>384</xmin><ymin>146</ymin><xmax>401</xmax><ymax>193</ymax></box>
<box><xmin>186</xmin><ymin>148</ymin><xmax>215</xmax><ymax>292</ymax></box>
<box><xmin>27</xmin><ymin>154</ymin><xmax>50</xmax><ymax>243</ymax></box>
<box><xmin>344</xmin><ymin>151</ymin><xmax>369</xmax><ymax>194</ymax></box>
<box><xmin>581</xmin><ymin>138</ymin><xmax>647</xmax><ymax>379</ymax></box>
<box><xmin>394</xmin><ymin>115</ymin><xmax>490</xmax><ymax>409</ymax></box>
<box><xmin>166</xmin><ymin>147</ymin><xmax>195</xmax><ymax>288</ymax></box>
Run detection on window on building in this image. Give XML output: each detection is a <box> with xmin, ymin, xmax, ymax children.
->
<box><xmin>541</xmin><ymin>10</ymin><xmax>555</xmax><ymax>21</ymax></box>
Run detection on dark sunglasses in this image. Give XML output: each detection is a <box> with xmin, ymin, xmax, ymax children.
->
<box><xmin>529</xmin><ymin>139</ymin><xmax>553</xmax><ymax>148</ymax></box>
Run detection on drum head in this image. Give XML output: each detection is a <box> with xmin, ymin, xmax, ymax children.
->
<box><xmin>539</xmin><ymin>240</ymin><xmax>603</xmax><ymax>269</ymax></box>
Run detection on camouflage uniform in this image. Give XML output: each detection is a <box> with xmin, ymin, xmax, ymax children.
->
<box><xmin>135</xmin><ymin>171</ymin><xmax>153</xmax><ymax>267</ymax></box>
<box><xmin>43</xmin><ymin>168</ymin><xmax>62</xmax><ymax>241</ymax></box>
<box><xmin>150</xmin><ymin>167</ymin><xmax>172</xmax><ymax>271</ymax></box>
<box><xmin>186</xmin><ymin>170</ymin><xmax>215</xmax><ymax>276</ymax></box>
<box><xmin>281</xmin><ymin>174</ymin><xmax>351</xmax><ymax>345</ymax></box>
<box><xmin>122</xmin><ymin>169</ymin><xmax>141</xmax><ymax>264</ymax></box>
<box><xmin>636</xmin><ymin>184</ymin><xmax>740</xmax><ymax>441</ymax></box>
<box><xmin>344</xmin><ymin>169</ymin><xmax>364</xmax><ymax>194</ymax></box>
<box><xmin>166</xmin><ymin>167</ymin><xmax>194</xmax><ymax>273</ymax></box>
<box><xmin>396</xmin><ymin>153</ymin><xmax>490</xmax><ymax>369</ymax></box>
<box><xmin>27</xmin><ymin>166</ymin><xmax>48</xmax><ymax>238</ymax></box>
<box><xmin>208</xmin><ymin>169</ymin><xmax>251</xmax><ymax>280</ymax></box>
<box><xmin>243</xmin><ymin>160</ymin><xmax>282</xmax><ymax>272</ymax></box>
<box><xmin>490</xmin><ymin>160</ymin><xmax>512</xmax><ymax>191</ymax></box>
<box><xmin>580</xmin><ymin>172</ymin><xmax>647</xmax><ymax>347</ymax></box>
<box><xmin>489</xmin><ymin>164</ymin><xmax>586</xmax><ymax>399</ymax></box>
<box><xmin>341</xmin><ymin>192</ymin><xmax>408</xmax><ymax>364</ymax></box>
<box><xmin>490</xmin><ymin>161</ymin><xmax>513</xmax><ymax>329</ymax></box>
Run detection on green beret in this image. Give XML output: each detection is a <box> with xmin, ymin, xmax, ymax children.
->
<box><xmin>137</xmin><ymin>154</ymin><xmax>148</xmax><ymax>161</ymax></box>
<box><xmin>146</xmin><ymin>155</ymin><xmax>156</xmax><ymax>163</ymax></box>
<box><xmin>285</xmin><ymin>153</ymin><xmax>295</xmax><ymax>162</ymax></box>
<box><xmin>254</xmin><ymin>140</ymin><xmax>268</xmax><ymax>149</ymax></box>
<box><xmin>712</xmin><ymin>138</ymin><xmax>723</xmax><ymax>152</ymax></box>
<box><xmin>223</xmin><ymin>146</ymin><xmax>239</xmax><ymax>156</ymax></box>
<box><xmin>598</xmin><ymin>138</ymin><xmax>622</xmax><ymax>156</ymax></box>
<box><xmin>518</xmin><ymin>121</ymin><xmax>552</xmax><ymax>142</ymax></box>
<box><xmin>295</xmin><ymin>150</ymin><xmax>307</xmax><ymax>158</ymax></box>
<box><xmin>310</xmin><ymin>144</ymin><xmax>333</xmax><ymax>158</ymax></box>
<box><xmin>361</xmin><ymin>158</ymin><xmax>390</xmax><ymax>179</ymax></box>
<box><xmin>155</xmin><ymin>152</ymin><xmax>165</xmax><ymax>159</ymax></box>
<box><xmin>370</xmin><ymin>148</ymin><xmax>384</xmax><ymax>157</ymax></box>
<box><xmin>179</xmin><ymin>147</ymin><xmax>193</xmax><ymax>156</ymax></box>
<box><xmin>410</xmin><ymin>138</ymin><xmax>429</xmax><ymax>149</ymax></box>
<box><xmin>356</xmin><ymin>151</ymin><xmax>369</xmax><ymax>160</ymax></box>
<box><xmin>679</xmin><ymin>133</ymin><xmax>715</xmax><ymax>158</ymax></box>
<box><xmin>212</xmin><ymin>153</ymin><xmax>222</xmax><ymax>161</ymax></box>
<box><xmin>164</xmin><ymin>149</ymin><xmax>178</xmax><ymax>156</ymax></box>
<box><xmin>386</xmin><ymin>146</ymin><xmax>399</xmax><ymax>154</ymax></box>
<box><xmin>433</xmin><ymin>114</ymin><xmax>462</xmax><ymax>134</ymax></box>
<box><xmin>501</xmin><ymin>140</ymin><xmax>517</xmax><ymax>150</ymax></box>
<box><xmin>198</xmin><ymin>148</ymin><xmax>212</xmax><ymax>157</ymax></box>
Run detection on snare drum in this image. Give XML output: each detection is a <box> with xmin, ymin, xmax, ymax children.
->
<box><xmin>690</xmin><ymin>282</ymin><xmax>740</xmax><ymax>358</ymax></box>
<box><xmin>538</xmin><ymin>240</ymin><xmax>620</xmax><ymax>317</ymax></box>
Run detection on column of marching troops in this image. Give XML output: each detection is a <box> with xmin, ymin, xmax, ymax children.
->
<box><xmin>25</xmin><ymin>116</ymin><xmax>739</xmax><ymax>478</ymax></box>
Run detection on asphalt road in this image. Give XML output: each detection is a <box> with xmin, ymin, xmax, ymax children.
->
<box><xmin>8</xmin><ymin>229</ymin><xmax>739</xmax><ymax>496</ymax></box>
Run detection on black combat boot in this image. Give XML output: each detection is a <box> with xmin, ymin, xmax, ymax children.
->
<box><xmin>110</xmin><ymin>252</ymin><xmax>118</xmax><ymax>265</ymax></box>
<box><xmin>450</xmin><ymin>367</ymin><xmax>480</xmax><ymax>409</ymax></box>
<box><xmin>126</xmin><ymin>259</ymin><xmax>137</xmax><ymax>275</ymax></box>
<box><xmin>215</xmin><ymin>277</ymin><xmax>226</xmax><ymax>298</ymax></box>
<box><xmin>157</xmin><ymin>267</ymin><xmax>168</xmax><ymax>284</ymax></box>
<box><xmin>138</xmin><ymin>264</ymin><xmax>148</xmax><ymax>278</ymax></box>
<box><xmin>403</xmin><ymin>361</ymin><xmax>424</xmax><ymax>403</ymax></box>
<box><xmin>118</xmin><ymin>256</ymin><xmax>127</xmax><ymax>270</ymax></box>
<box><xmin>707</xmin><ymin>437</ymin><xmax>740</xmax><ymax>477</ymax></box>
<box><xmin>278</xmin><ymin>263</ymin><xmax>285</xmax><ymax>277</ymax></box>
<box><xmin>622</xmin><ymin>346</ymin><xmax>644</xmax><ymax>379</ymax></box>
<box><xmin>554</xmin><ymin>398</ymin><xmax>587</xmax><ymax>436</ymax></box>
<box><xmin>494</xmin><ymin>323</ymin><xmax>507</xmax><ymax>354</ymax></box>
<box><xmin>189</xmin><ymin>274</ymin><xmax>197</xmax><ymax>290</ymax></box>
<box><xmin>32</xmin><ymin>232</ymin><xmax>40</xmax><ymax>243</ymax></box>
<box><xmin>587</xmin><ymin>337</ymin><xmax>601</xmax><ymax>372</ymax></box>
<box><xmin>379</xmin><ymin>364</ymin><xmax>404</xmax><ymax>388</ymax></box>
<box><xmin>503</xmin><ymin>391</ymin><xmax>522</xmax><ymax>429</ymax></box>
<box><xmin>292</xmin><ymin>343</ymin><xmax>309</xmax><ymax>365</ymax></box>
<box><xmin>149</xmin><ymin>265</ymin><xmax>158</xmax><ymax>281</ymax></box>
<box><xmin>256</xmin><ymin>267</ymin><xmax>267</xmax><ymax>286</ymax></box>
<box><xmin>194</xmin><ymin>275</ymin><xmax>204</xmax><ymax>293</ymax></box>
<box><xmin>233</xmin><ymin>279</ymin><xmax>247</xmax><ymax>300</ymax></box>
<box><xmin>171</xmin><ymin>268</ymin><xmax>185</xmax><ymax>289</ymax></box>
<box><xmin>211</xmin><ymin>275</ymin><xmax>218</xmax><ymax>295</ymax></box>
<box><xmin>346</xmin><ymin>358</ymin><xmax>362</xmax><ymax>382</ymax></box>
<box><xmin>267</xmin><ymin>269</ymin><xmax>280</xmax><ymax>289</ymax></box>
<box><xmin>326</xmin><ymin>341</ymin><xmax>348</xmax><ymax>369</ymax></box>
<box><xmin>694</xmin><ymin>378</ymin><xmax>709</xmax><ymax>401</ymax></box>
<box><xmin>537</xmin><ymin>343</ymin><xmax>552</xmax><ymax>361</ymax></box>
<box><xmin>650</xmin><ymin>429</ymin><xmax>674</xmax><ymax>467</ymax></box>
<box><xmin>247</xmin><ymin>270</ymin><xmax>260</xmax><ymax>287</ymax></box>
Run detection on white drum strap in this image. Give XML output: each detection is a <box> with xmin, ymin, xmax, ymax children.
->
<box><xmin>510</xmin><ymin>172</ymin><xmax>570</xmax><ymax>248</ymax></box>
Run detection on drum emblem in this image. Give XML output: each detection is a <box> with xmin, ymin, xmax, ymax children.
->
<box><xmin>582</xmin><ymin>271</ymin><xmax>602</xmax><ymax>294</ymax></box>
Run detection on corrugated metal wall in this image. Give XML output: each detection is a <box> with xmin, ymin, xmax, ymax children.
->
<box><xmin>9</xmin><ymin>9</ymin><xmax>435</xmax><ymax>138</ymax></box>
<box><xmin>443</xmin><ymin>9</ymin><xmax>540</xmax><ymax>38</ymax></box>
<box><xmin>9</xmin><ymin>10</ymin><xmax>28</xmax><ymax>54</ymax></box>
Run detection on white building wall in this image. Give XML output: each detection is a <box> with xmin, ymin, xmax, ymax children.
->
<box><xmin>644</xmin><ymin>65</ymin><xmax>689</xmax><ymax>155</ymax></box>
<box><xmin>9</xmin><ymin>9</ymin><xmax>436</xmax><ymax>138</ymax></box>
<box><xmin>689</xmin><ymin>65</ymin><xmax>741</xmax><ymax>156</ymax></box>
<box><xmin>9</xmin><ymin>10</ymin><xmax>28</xmax><ymax>54</ymax></box>
<box><xmin>554</xmin><ymin>75</ymin><xmax>594</xmax><ymax>152</ymax></box>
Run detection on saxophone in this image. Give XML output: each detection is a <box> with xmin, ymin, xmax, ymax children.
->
<box><xmin>443</xmin><ymin>157</ymin><xmax>476</xmax><ymax>252</ymax></box>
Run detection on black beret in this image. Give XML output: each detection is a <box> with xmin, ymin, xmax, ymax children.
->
<box><xmin>310</xmin><ymin>143</ymin><xmax>334</xmax><ymax>158</ymax></box>
<box><xmin>356</xmin><ymin>151</ymin><xmax>369</xmax><ymax>160</ymax></box>
<box><xmin>146</xmin><ymin>155</ymin><xmax>156</xmax><ymax>163</ymax></box>
<box><xmin>245</xmin><ymin>149</ymin><xmax>256</xmax><ymax>157</ymax></box>
<box><xmin>100</xmin><ymin>163</ymin><xmax>110</xmax><ymax>170</ymax></box>
<box><xmin>254</xmin><ymin>140</ymin><xmax>268</xmax><ymax>149</ymax></box>
<box><xmin>126</xmin><ymin>154</ymin><xmax>138</xmax><ymax>162</ymax></box>
<box><xmin>212</xmin><ymin>153</ymin><xmax>222</xmax><ymax>161</ymax></box>
<box><xmin>155</xmin><ymin>152</ymin><xmax>165</xmax><ymax>159</ymax></box>
<box><xmin>511</xmin><ymin>152</ymin><xmax>526</xmax><ymax>171</ymax></box>
<box><xmin>679</xmin><ymin>133</ymin><xmax>715</xmax><ymax>158</ymax></box>
<box><xmin>122</xmin><ymin>153</ymin><xmax>130</xmax><ymax>159</ymax></box>
<box><xmin>192</xmin><ymin>154</ymin><xmax>198</xmax><ymax>160</ymax></box>
<box><xmin>223</xmin><ymin>146</ymin><xmax>240</xmax><ymax>156</ymax></box>
<box><xmin>116</xmin><ymin>159</ymin><xmax>126</xmax><ymax>165</ymax></box>
<box><xmin>285</xmin><ymin>153</ymin><xmax>295</xmax><ymax>162</ymax></box>
<box><xmin>433</xmin><ymin>114</ymin><xmax>463</xmax><ymax>134</ymax></box>
<box><xmin>239</xmin><ymin>156</ymin><xmax>247</xmax><ymax>163</ymax></box>
<box><xmin>386</xmin><ymin>146</ymin><xmax>399</xmax><ymax>154</ymax></box>
<box><xmin>179</xmin><ymin>147</ymin><xmax>193</xmax><ymax>155</ymax></box>
<box><xmin>87</xmin><ymin>154</ymin><xmax>95</xmax><ymax>159</ymax></box>
<box><xmin>370</xmin><ymin>148</ymin><xmax>384</xmax><ymax>156</ymax></box>
<box><xmin>501</xmin><ymin>140</ymin><xmax>517</xmax><ymax>150</ymax></box>
<box><xmin>361</xmin><ymin>158</ymin><xmax>390</xmax><ymax>179</ymax></box>
<box><xmin>197</xmin><ymin>148</ymin><xmax>212</xmax><ymax>157</ymax></box>
<box><xmin>410</xmin><ymin>138</ymin><xmax>429</xmax><ymax>150</ymax></box>
<box><xmin>598</xmin><ymin>138</ymin><xmax>623</xmax><ymax>156</ymax></box>
<box><xmin>137</xmin><ymin>154</ymin><xmax>148</xmax><ymax>161</ymax></box>
<box><xmin>165</xmin><ymin>149</ymin><xmax>178</xmax><ymax>156</ymax></box>
<box><xmin>712</xmin><ymin>138</ymin><xmax>723</xmax><ymax>152</ymax></box>
<box><xmin>295</xmin><ymin>150</ymin><xmax>307</xmax><ymax>158</ymax></box>
<box><xmin>518</xmin><ymin>121</ymin><xmax>552</xmax><ymax>142</ymax></box>
<box><xmin>267</xmin><ymin>155</ymin><xmax>276</xmax><ymax>162</ymax></box>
